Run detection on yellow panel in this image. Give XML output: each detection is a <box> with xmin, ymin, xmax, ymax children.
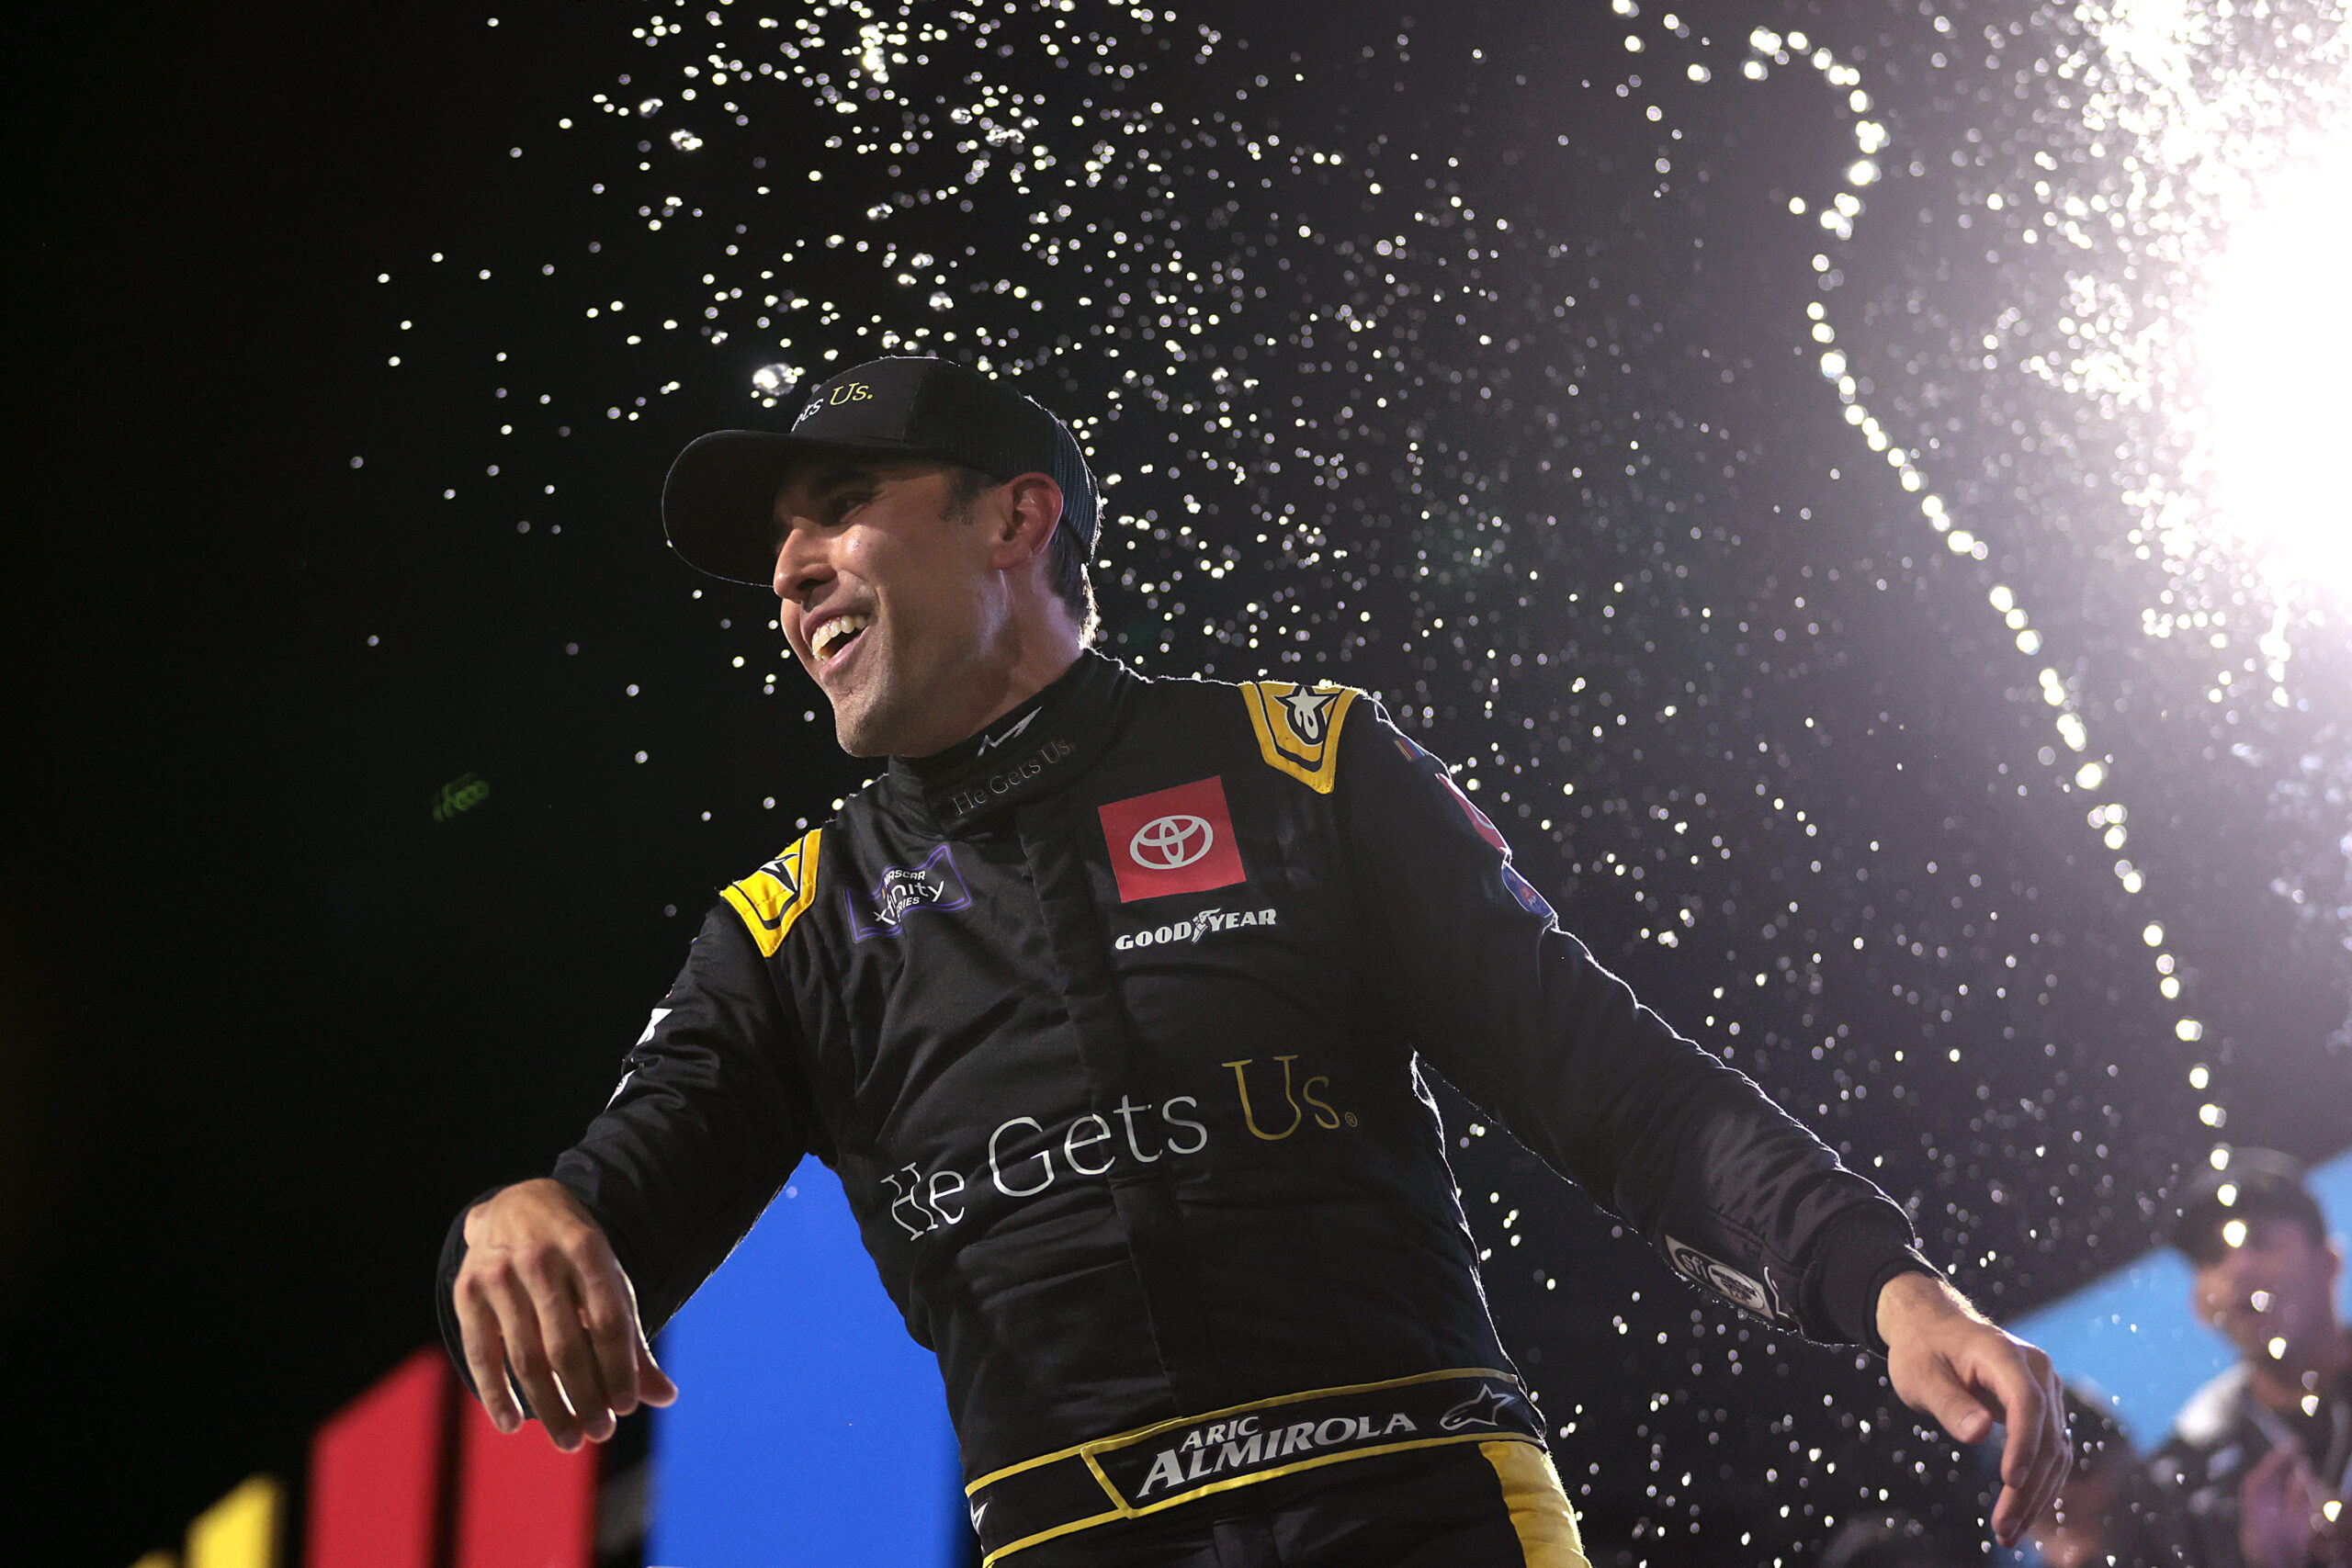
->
<box><xmin>128</xmin><ymin>1551</ymin><xmax>175</xmax><ymax>1568</ymax></box>
<box><xmin>185</xmin><ymin>1474</ymin><xmax>282</xmax><ymax>1568</ymax></box>
<box><xmin>1478</xmin><ymin>1440</ymin><xmax>1589</xmax><ymax>1568</ymax></box>
<box><xmin>720</xmin><ymin>827</ymin><xmax>823</xmax><ymax>956</ymax></box>
<box><xmin>1238</xmin><ymin>682</ymin><xmax>1359</xmax><ymax>794</ymax></box>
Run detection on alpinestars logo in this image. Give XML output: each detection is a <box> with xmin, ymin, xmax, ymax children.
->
<box><xmin>973</xmin><ymin>707</ymin><xmax>1039</xmax><ymax>758</ymax></box>
<box><xmin>1280</xmin><ymin>686</ymin><xmax>1340</xmax><ymax>744</ymax></box>
<box><xmin>1439</xmin><ymin>1382</ymin><xmax>1518</xmax><ymax>1432</ymax></box>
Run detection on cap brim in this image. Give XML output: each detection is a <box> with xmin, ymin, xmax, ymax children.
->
<box><xmin>662</xmin><ymin>430</ymin><xmax>952</xmax><ymax>585</ymax></box>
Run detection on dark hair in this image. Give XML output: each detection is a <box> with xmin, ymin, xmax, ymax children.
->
<box><xmin>2171</xmin><ymin>1149</ymin><xmax>2330</xmax><ymax>1268</ymax></box>
<box><xmin>944</xmin><ymin>463</ymin><xmax>1099</xmax><ymax>644</ymax></box>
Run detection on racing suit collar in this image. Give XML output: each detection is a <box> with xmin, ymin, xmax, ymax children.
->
<box><xmin>889</xmin><ymin>649</ymin><xmax>1136</xmax><ymax>834</ymax></box>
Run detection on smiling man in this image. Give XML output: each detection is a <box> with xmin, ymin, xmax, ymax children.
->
<box><xmin>436</xmin><ymin>355</ymin><xmax>2067</xmax><ymax>1566</ymax></box>
<box><xmin>2153</xmin><ymin>1151</ymin><xmax>2351</xmax><ymax>1568</ymax></box>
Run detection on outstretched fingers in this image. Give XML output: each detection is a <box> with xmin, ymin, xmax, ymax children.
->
<box><xmin>571</xmin><ymin>1245</ymin><xmax>658</xmax><ymax>1427</ymax></box>
<box><xmin>485</xmin><ymin>1265</ymin><xmax>582</xmax><ymax>1448</ymax></box>
<box><xmin>522</xmin><ymin>1248</ymin><xmax>616</xmax><ymax>1448</ymax></box>
<box><xmin>1978</xmin><ymin>1339</ymin><xmax>2066</xmax><ymax>1547</ymax></box>
<box><xmin>454</xmin><ymin>1179</ymin><xmax>668</xmax><ymax>1450</ymax></box>
<box><xmin>636</xmin><ymin>1327</ymin><xmax>680</xmax><ymax>1408</ymax></box>
<box><xmin>454</xmin><ymin>1269</ymin><xmax>526</xmax><ymax>1435</ymax></box>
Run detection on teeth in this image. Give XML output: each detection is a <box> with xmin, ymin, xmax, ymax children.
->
<box><xmin>811</xmin><ymin>614</ymin><xmax>872</xmax><ymax>661</ymax></box>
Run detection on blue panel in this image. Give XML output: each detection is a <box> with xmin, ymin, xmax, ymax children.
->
<box><xmin>2005</xmin><ymin>1146</ymin><xmax>2352</xmax><ymax>1453</ymax></box>
<box><xmin>646</xmin><ymin>1165</ymin><xmax>964</xmax><ymax>1566</ymax></box>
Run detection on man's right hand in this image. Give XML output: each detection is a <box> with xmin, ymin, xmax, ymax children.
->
<box><xmin>2238</xmin><ymin>1440</ymin><xmax>2326</xmax><ymax>1568</ymax></box>
<box><xmin>453</xmin><ymin>1179</ymin><xmax>678</xmax><ymax>1450</ymax></box>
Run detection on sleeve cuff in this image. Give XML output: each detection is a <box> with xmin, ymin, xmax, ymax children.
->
<box><xmin>1808</xmin><ymin>1206</ymin><xmax>1942</xmax><ymax>1355</ymax></box>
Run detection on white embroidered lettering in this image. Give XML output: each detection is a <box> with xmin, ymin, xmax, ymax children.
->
<box><xmin>1161</xmin><ymin>1097</ymin><xmax>1209</xmax><ymax>1156</ymax></box>
<box><xmin>987</xmin><ymin>1117</ymin><xmax>1053</xmax><ymax>1197</ymax></box>
<box><xmin>927</xmin><ymin>1169</ymin><xmax>965</xmax><ymax>1224</ymax></box>
<box><xmin>1139</xmin><ymin>1450</ymin><xmax>1185</xmax><ymax>1495</ymax></box>
<box><xmin>1062</xmin><ymin>1114</ymin><xmax>1114</xmax><ymax>1177</ymax></box>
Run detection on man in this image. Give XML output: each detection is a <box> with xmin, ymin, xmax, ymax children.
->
<box><xmin>2151</xmin><ymin>1150</ymin><xmax>2350</xmax><ymax>1568</ymax></box>
<box><xmin>437</xmin><ymin>355</ymin><xmax>2066</xmax><ymax>1565</ymax></box>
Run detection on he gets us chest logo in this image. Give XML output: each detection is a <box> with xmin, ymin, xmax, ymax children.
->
<box><xmin>874</xmin><ymin>1052</ymin><xmax>1354</xmax><ymax>1239</ymax></box>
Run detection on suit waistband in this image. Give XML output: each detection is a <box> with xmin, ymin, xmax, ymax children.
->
<box><xmin>966</xmin><ymin>1367</ymin><xmax>1544</xmax><ymax>1565</ymax></box>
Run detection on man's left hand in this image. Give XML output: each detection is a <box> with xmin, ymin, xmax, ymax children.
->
<box><xmin>1875</xmin><ymin>1269</ymin><xmax>2068</xmax><ymax>1549</ymax></box>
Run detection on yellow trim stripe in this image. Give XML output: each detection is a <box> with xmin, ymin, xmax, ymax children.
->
<box><xmin>978</xmin><ymin>1434</ymin><xmax>1549</xmax><ymax>1567</ymax></box>
<box><xmin>1239</xmin><ymin>681</ymin><xmax>1360</xmax><ymax>794</ymax></box>
<box><xmin>719</xmin><ymin>828</ymin><xmax>822</xmax><ymax>957</ymax></box>
<box><xmin>966</xmin><ymin>1365</ymin><xmax>1517</xmax><ymax>1494</ymax></box>
<box><xmin>1480</xmin><ymin>1439</ymin><xmax>1590</xmax><ymax>1567</ymax></box>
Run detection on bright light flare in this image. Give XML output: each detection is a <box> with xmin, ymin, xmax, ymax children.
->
<box><xmin>2197</xmin><ymin>136</ymin><xmax>2352</xmax><ymax>600</ymax></box>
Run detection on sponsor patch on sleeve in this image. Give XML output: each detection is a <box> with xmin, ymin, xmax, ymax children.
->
<box><xmin>720</xmin><ymin>827</ymin><xmax>823</xmax><ymax>957</ymax></box>
<box><xmin>1663</xmin><ymin>1235</ymin><xmax>1791</xmax><ymax>1324</ymax></box>
<box><xmin>1099</xmin><ymin>776</ymin><xmax>1248</xmax><ymax>902</ymax></box>
<box><xmin>1239</xmin><ymin>681</ymin><xmax>1360</xmax><ymax>794</ymax></box>
<box><xmin>1396</xmin><ymin>733</ymin><xmax>1557</xmax><ymax>920</ymax></box>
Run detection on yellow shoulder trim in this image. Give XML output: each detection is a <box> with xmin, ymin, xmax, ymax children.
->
<box><xmin>720</xmin><ymin>827</ymin><xmax>823</xmax><ymax>958</ymax></box>
<box><xmin>1238</xmin><ymin>681</ymin><xmax>1361</xmax><ymax>795</ymax></box>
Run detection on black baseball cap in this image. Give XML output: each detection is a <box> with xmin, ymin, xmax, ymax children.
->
<box><xmin>662</xmin><ymin>355</ymin><xmax>1100</xmax><ymax>585</ymax></box>
<box><xmin>2170</xmin><ymin>1148</ymin><xmax>2330</xmax><ymax>1266</ymax></box>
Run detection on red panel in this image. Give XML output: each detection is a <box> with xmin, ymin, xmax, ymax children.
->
<box><xmin>450</xmin><ymin>1394</ymin><xmax>596</xmax><ymax>1568</ymax></box>
<box><xmin>1099</xmin><ymin>775</ymin><xmax>1247</xmax><ymax>902</ymax></box>
<box><xmin>305</xmin><ymin>1348</ymin><xmax>449</xmax><ymax>1568</ymax></box>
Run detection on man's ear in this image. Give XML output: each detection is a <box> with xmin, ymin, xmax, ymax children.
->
<box><xmin>990</xmin><ymin>473</ymin><xmax>1065</xmax><ymax>564</ymax></box>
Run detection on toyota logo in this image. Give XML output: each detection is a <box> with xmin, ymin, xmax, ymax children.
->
<box><xmin>1129</xmin><ymin>813</ymin><xmax>1214</xmax><ymax>870</ymax></box>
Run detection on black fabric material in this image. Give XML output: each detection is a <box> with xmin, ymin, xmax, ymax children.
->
<box><xmin>662</xmin><ymin>355</ymin><xmax>1101</xmax><ymax>583</ymax></box>
<box><xmin>435</xmin><ymin>650</ymin><xmax>1928</xmax><ymax>1489</ymax></box>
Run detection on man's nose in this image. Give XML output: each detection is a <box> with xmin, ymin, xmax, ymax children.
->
<box><xmin>774</xmin><ymin>521</ymin><xmax>831</xmax><ymax>604</ymax></box>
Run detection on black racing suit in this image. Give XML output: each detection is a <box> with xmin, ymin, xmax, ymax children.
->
<box><xmin>438</xmin><ymin>651</ymin><xmax>1932</xmax><ymax>1562</ymax></box>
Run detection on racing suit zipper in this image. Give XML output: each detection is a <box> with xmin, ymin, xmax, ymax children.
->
<box><xmin>1016</xmin><ymin>790</ymin><xmax>1226</xmax><ymax>1416</ymax></box>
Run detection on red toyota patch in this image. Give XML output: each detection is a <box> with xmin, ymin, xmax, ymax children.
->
<box><xmin>1099</xmin><ymin>776</ymin><xmax>1248</xmax><ymax>903</ymax></box>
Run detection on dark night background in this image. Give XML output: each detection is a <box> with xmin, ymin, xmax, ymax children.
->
<box><xmin>11</xmin><ymin>0</ymin><xmax>2348</xmax><ymax>1563</ymax></box>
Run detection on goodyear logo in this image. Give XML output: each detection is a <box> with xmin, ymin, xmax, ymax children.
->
<box><xmin>1239</xmin><ymin>681</ymin><xmax>1359</xmax><ymax>794</ymax></box>
<box><xmin>721</xmin><ymin>828</ymin><xmax>823</xmax><ymax>957</ymax></box>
